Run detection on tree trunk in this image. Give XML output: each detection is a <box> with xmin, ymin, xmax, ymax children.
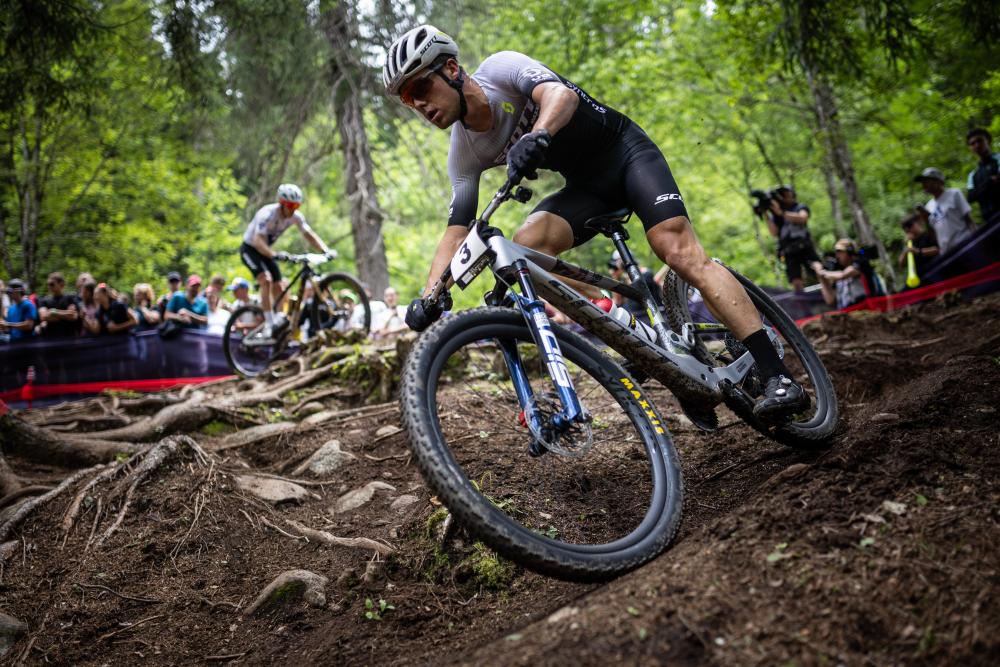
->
<box><xmin>802</xmin><ymin>61</ymin><xmax>897</xmax><ymax>287</ymax></box>
<box><xmin>821</xmin><ymin>153</ymin><xmax>848</xmax><ymax>238</ymax></box>
<box><xmin>323</xmin><ymin>2</ymin><xmax>390</xmax><ymax>297</ymax></box>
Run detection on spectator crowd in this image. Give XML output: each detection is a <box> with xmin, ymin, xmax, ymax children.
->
<box><xmin>761</xmin><ymin>127</ymin><xmax>1000</xmax><ymax>309</ymax></box>
<box><xmin>1</xmin><ymin>268</ymin><xmax>416</xmax><ymax>345</ymax></box>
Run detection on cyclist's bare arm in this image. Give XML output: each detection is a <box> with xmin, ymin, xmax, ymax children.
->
<box><xmin>423</xmin><ymin>226</ymin><xmax>469</xmax><ymax>296</ymax></box>
<box><xmin>530</xmin><ymin>81</ymin><xmax>579</xmax><ymax>136</ymax></box>
<box><xmin>299</xmin><ymin>223</ymin><xmax>331</xmax><ymax>254</ymax></box>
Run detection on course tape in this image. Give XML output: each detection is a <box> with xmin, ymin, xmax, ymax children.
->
<box><xmin>0</xmin><ymin>375</ymin><xmax>233</xmax><ymax>405</ymax></box>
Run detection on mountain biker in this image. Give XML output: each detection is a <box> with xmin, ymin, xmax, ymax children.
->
<box><xmin>383</xmin><ymin>26</ymin><xmax>807</xmax><ymax>421</ymax></box>
<box><xmin>239</xmin><ymin>183</ymin><xmax>334</xmax><ymax>336</ymax></box>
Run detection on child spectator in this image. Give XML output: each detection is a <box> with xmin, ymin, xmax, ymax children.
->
<box><xmin>164</xmin><ymin>275</ymin><xmax>209</xmax><ymax>329</ymax></box>
<box><xmin>1</xmin><ymin>279</ymin><xmax>38</xmax><ymax>341</ymax></box>
<box><xmin>813</xmin><ymin>239</ymin><xmax>885</xmax><ymax>309</ymax></box>
<box><xmin>78</xmin><ymin>280</ymin><xmax>99</xmax><ymax>323</ymax></box>
<box><xmin>915</xmin><ymin>167</ymin><xmax>977</xmax><ymax>255</ymax></box>
<box><xmin>38</xmin><ymin>271</ymin><xmax>80</xmax><ymax>337</ymax></box>
<box><xmin>897</xmin><ymin>208</ymin><xmax>939</xmax><ymax>284</ymax></box>
<box><xmin>132</xmin><ymin>283</ymin><xmax>161</xmax><ymax>330</ymax></box>
<box><xmin>227</xmin><ymin>278</ymin><xmax>259</xmax><ymax>332</ymax></box>
<box><xmin>83</xmin><ymin>283</ymin><xmax>136</xmax><ymax>335</ymax></box>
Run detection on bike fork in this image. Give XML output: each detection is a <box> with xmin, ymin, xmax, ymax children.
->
<box><xmin>496</xmin><ymin>261</ymin><xmax>588</xmax><ymax>451</ymax></box>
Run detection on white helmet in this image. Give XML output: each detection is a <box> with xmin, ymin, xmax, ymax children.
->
<box><xmin>382</xmin><ymin>25</ymin><xmax>459</xmax><ymax>95</ymax></box>
<box><xmin>277</xmin><ymin>183</ymin><xmax>303</xmax><ymax>204</ymax></box>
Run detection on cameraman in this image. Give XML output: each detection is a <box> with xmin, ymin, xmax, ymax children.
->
<box><xmin>759</xmin><ymin>185</ymin><xmax>820</xmax><ymax>292</ymax></box>
<box><xmin>813</xmin><ymin>238</ymin><xmax>883</xmax><ymax>309</ymax></box>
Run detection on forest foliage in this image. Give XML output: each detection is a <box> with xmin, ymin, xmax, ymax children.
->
<box><xmin>1</xmin><ymin>0</ymin><xmax>997</xmax><ymax>304</ymax></box>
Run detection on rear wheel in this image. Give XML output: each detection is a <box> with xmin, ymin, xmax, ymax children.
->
<box><xmin>401</xmin><ymin>307</ymin><xmax>683</xmax><ymax>581</ymax></box>
<box><xmin>311</xmin><ymin>272</ymin><xmax>372</xmax><ymax>336</ymax></box>
<box><xmin>663</xmin><ymin>265</ymin><xmax>838</xmax><ymax>448</ymax></box>
<box><xmin>223</xmin><ymin>305</ymin><xmax>288</xmax><ymax>377</ymax></box>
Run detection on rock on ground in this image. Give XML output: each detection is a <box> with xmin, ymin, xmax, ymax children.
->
<box><xmin>332</xmin><ymin>481</ymin><xmax>395</xmax><ymax>514</ymax></box>
<box><xmin>243</xmin><ymin>570</ymin><xmax>329</xmax><ymax>617</ymax></box>
<box><xmin>235</xmin><ymin>475</ymin><xmax>314</xmax><ymax>505</ymax></box>
<box><xmin>292</xmin><ymin>440</ymin><xmax>355</xmax><ymax>476</ymax></box>
<box><xmin>0</xmin><ymin>612</ymin><xmax>27</xmax><ymax>657</ymax></box>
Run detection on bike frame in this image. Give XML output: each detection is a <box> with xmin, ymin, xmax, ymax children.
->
<box><xmin>428</xmin><ymin>180</ymin><xmax>766</xmax><ymax>441</ymax></box>
<box><xmin>271</xmin><ymin>261</ymin><xmax>322</xmax><ymax>333</ymax></box>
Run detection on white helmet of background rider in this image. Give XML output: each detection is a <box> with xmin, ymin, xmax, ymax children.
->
<box><xmin>277</xmin><ymin>183</ymin><xmax>303</xmax><ymax>205</ymax></box>
<box><xmin>382</xmin><ymin>25</ymin><xmax>459</xmax><ymax>95</ymax></box>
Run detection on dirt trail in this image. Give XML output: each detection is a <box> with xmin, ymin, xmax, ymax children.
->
<box><xmin>1</xmin><ymin>293</ymin><xmax>998</xmax><ymax>666</ymax></box>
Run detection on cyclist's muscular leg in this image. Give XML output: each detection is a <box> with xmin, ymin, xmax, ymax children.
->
<box><xmin>647</xmin><ymin>216</ymin><xmax>808</xmax><ymax>419</ymax></box>
<box><xmin>256</xmin><ymin>271</ymin><xmax>273</xmax><ymax>313</ymax></box>
<box><xmin>514</xmin><ymin>212</ymin><xmax>603</xmax><ymax>300</ymax></box>
<box><xmin>646</xmin><ymin>216</ymin><xmax>759</xmax><ymax>338</ymax></box>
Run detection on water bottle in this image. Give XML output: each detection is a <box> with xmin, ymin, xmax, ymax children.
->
<box><xmin>594</xmin><ymin>297</ymin><xmax>657</xmax><ymax>345</ymax></box>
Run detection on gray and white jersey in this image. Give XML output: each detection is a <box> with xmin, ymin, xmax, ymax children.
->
<box><xmin>447</xmin><ymin>51</ymin><xmax>629</xmax><ymax>227</ymax></box>
<box><xmin>242</xmin><ymin>203</ymin><xmax>311</xmax><ymax>245</ymax></box>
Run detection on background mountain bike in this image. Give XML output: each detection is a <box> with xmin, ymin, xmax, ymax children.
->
<box><xmin>223</xmin><ymin>252</ymin><xmax>371</xmax><ymax>377</ymax></box>
<box><xmin>400</xmin><ymin>177</ymin><xmax>837</xmax><ymax>581</ymax></box>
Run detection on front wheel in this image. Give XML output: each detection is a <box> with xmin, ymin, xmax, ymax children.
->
<box><xmin>663</xmin><ymin>264</ymin><xmax>838</xmax><ymax>448</ymax></box>
<box><xmin>400</xmin><ymin>307</ymin><xmax>683</xmax><ymax>581</ymax></box>
<box><xmin>223</xmin><ymin>305</ymin><xmax>287</xmax><ymax>377</ymax></box>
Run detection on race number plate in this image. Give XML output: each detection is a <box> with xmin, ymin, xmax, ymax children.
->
<box><xmin>450</xmin><ymin>227</ymin><xmax>493</xmax><ymax>289</ymax></box>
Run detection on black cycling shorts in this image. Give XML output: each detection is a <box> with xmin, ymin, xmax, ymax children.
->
<box><xmin>239</xmin><ymin>242</ymin><xmax>282</xmax><ymax>281</ymax></box>
<box><xmin>783</xmin><ymin>245</ymin><xmax>820</xmax><ymax>282</ymax></box>
<box><xmin>532</xmin><ymin>122</ymin><xmax>689</xmax><ymax>247</ymax></box>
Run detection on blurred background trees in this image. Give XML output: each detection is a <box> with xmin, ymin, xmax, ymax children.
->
<box><xmin>1</xmin><ymin>0</ymin><xmax>996</xmax><ymax>299</ymax></box>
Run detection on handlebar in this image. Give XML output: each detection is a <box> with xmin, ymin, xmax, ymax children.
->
<box><xmin>276</xmin><ymin>252</ymin><xmax>333</xmax><ymax>266</ymax></box>
<box><xmin>425</xmin><ymin>177</ymin><xmax>534</xmax><ymax>304</ymax></box>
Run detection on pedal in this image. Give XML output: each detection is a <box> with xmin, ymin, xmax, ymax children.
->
<box><xmin>678</xmin><ymin>399</ymin><xmax>718</xmax><ymax>432</ymax></box>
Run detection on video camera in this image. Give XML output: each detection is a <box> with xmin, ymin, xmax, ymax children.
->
<box><xmin>750</xmin><ymin>189</ymin><xmax>778</xmax><ymax>217</ymax></box>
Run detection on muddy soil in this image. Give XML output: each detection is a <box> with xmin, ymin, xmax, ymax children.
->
<box><xmin>1</xmin><ymin>293</ymin><xmax>998</xmax><ymax>666</ymax></box>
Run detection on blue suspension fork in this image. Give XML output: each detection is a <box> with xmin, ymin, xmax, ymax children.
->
<box><xmin>496</xmin><ymin>260</ymin><xmax>587</xmax><ymax>438</ymax></box>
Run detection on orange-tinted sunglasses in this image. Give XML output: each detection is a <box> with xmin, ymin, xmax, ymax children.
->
<box><xmin>400</xmin><ymin>66</ymin><xmax>442</xmax><ymax>107</ymax></box>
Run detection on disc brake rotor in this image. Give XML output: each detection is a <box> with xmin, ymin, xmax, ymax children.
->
<box><xmin>531</xmin><ymin>392</ymin><xmax>594</xmax><ymax>458</ymax></box>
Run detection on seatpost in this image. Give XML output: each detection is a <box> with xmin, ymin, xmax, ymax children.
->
<box><xmin>609</xmin><ymin>231</ymin><xmax>677</xmax><ymax>350</ymax></box>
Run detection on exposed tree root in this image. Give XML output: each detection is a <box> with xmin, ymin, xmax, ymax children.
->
<box><xmin>283</xmin><ymin>519</ymin><xmax>394</xmax><ymax>556</ymax></box>
<box><xmin>78</xmin><ymin>393</ymin><xmax>214</xmax><ymax>442</ymax></box>
<box><xmin>94</xmin><ymin>436</ymin><xmax>188</xmax><ymax>547</ymax></box>
<box><xmin>0</xmin><ymin>464</ymin><xmax>107</xmax><ymax>541</ymax></box>
<box><xmin>0</xmin><ymin>415</ymin><xmax>139</xmax><ymax>466</ymax></box>
<box><xmin>0</xmin><ymin>485</ymin><xmax>54</xmax><ymax>511</ymax></box>
<box><xmin>210</xmin><ymin>422</ymin><xmax>298</xmax><ymax>452</ymax></box>
<box><xmin>0</xmin><ymin>452</ymin><xmax>22</xmax><ymax>497</ymax></box>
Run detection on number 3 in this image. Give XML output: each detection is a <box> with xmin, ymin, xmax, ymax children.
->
<box><xmin>459</xmin><ymin>243</ymin><xmax>471</xmax><ymax>264</ymax></box>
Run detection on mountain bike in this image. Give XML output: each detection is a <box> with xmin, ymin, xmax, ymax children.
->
<box><xmin>223</xmin><ymin>252</ymin><xmax>371</xmax><ymax>377</ymax></box>
<box><xmin>400</xmin><ymin>177</ymin><xmax>837</xmax><ymax>581</ymax></box>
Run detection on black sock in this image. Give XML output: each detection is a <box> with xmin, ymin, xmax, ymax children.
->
<box><xmin>742</xmin><ymin>329</ymin><xmax>789</xmax><ymax>380</ymax></box>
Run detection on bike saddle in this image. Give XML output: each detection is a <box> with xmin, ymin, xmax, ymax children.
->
<box><xmin>583</xmin><ymin>208</ymin><xmax>632</xmax><ymax>238</ymax></box>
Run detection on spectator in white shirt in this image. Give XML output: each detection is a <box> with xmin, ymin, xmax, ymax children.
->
<box><xmin>915</xmin><ymin>167</ymin><xmax>977</xmax><ymax>256</ymax></box>
<box><xmin>374</xmin><ymin>287</ymin><xmax>409</xmax><ymax>338</ymax></box>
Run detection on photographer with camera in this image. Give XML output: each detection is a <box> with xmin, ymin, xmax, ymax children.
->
<box><xmin>813</xmin><ymin>238</ymin><xmax>884</xmax><ymax>309</ymax></box>
<box><xmin>752</xmin><ymin>185</ymin><xmax>819</xmax><ymax>292</ymax></box>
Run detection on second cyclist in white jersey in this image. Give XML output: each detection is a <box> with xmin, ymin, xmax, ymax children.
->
<box><xmin>239</xmin><ymin>183</ymin><xmax>334</xmax><ymax>335</ymax></box>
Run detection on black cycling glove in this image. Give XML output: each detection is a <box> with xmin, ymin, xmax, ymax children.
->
<box><xmin>405</xmin><ymin>293</ymin><xmax>453</xmax><ymax>332</ymax></box>
<box><xmin>506</xmin><ymin>130</ymin><xmax>551</xmax><ymax>182</ymax></box>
